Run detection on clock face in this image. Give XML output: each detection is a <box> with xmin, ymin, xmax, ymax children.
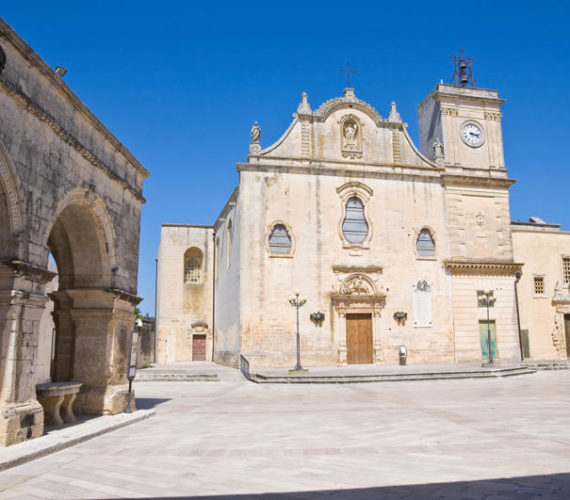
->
<box><xmin>461</xmin><ymin>123</ymin><xmax>483</xmax><ymax>147</ymax></box>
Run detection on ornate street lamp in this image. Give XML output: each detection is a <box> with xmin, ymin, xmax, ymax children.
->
<box><xmin>480</xmin><ymin>290</ymin><xmax>496</xmax><ymax>365</ymax></box>
<box><xmin>288</xmin><ymin>290</ymin><xmax>308</xmax><ymax>374</ymax></box>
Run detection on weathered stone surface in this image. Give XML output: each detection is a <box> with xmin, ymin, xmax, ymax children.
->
<box><xmin>157</xmin><ymin>83</ymin><xmax>536</xmax><ymax>370</ymax></box>
<box><xmin>0</xmin><ymin>19</ymin><xmax>148</xmax><ymax>445</ymax></box>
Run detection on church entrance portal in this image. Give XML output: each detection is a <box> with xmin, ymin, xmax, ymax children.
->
<box><xmin>346</xmin><ymin>313</ymin><xmax>373</xmax><ymax>364</ymax></box>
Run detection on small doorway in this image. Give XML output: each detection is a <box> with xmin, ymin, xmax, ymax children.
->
<box><xmin>479</xmin><ymin>320</ymin><xmax>498</xmax><ymax>360</ymax></box>
<box><xmin>192</xmin><ymin>334</ymin><xmax>207</xmax><ymax>361</ymax></box>
<box><xmin>565</xmin><ymin>315</ymin><xmax>570</xmax><ymax>358</ymax></box>
<box><xmin>346</xmin><ymin>313</ymin><xmax>373</xmax><ymax>364</ymax></box>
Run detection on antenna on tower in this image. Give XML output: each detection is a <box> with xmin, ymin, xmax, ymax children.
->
<box><xmin>450</xmin><ymin>49</ymin><xmax>475</xmax><ymax>87</ymax></box>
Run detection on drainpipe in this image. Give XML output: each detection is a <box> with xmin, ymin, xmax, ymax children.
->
<box><xmin>211</xmin><ymin>230</ymin><xmax>216</xmax><ymax>362</ymax></box>
<box><xmin>514</xmin><ymin>270</ymin><xmax>524</xmax><ymax>362</ymax></box>
<box><xmin>154</xmin><ymin>258</ymin><xmax>158</xmax><ymax>364</ymax></box>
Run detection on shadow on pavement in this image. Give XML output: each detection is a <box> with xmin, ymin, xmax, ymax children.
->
<box><xmin>135</xmin><ymin>398</ymin><xmax>171</xmax><ymax>410</ymax></box>
<box><xmin>118</xmin><ymin>472</ymin><xmax>570</xmax><ymax>499</ymax></box>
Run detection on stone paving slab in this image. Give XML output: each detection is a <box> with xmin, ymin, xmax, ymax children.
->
<box><xmin>0</xmin><ymin>373</ymin><xmax>569</xmax><ymax>498</ymax></box>
<box><xmin>0</xmin><ymin>409</ymin><xmax>155</xmax><ymax>473</ymax></box>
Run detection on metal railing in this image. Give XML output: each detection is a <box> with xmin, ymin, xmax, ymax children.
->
<box><xmin>239</xmin><ymin>354</ymin><xmax>250</xmax><ymax>380</ymax></box>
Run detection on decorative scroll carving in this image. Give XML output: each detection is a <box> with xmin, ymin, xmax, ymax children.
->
<box><xmin>191</xmin><ymin>320</ymin><xmax>209</xmax><ymax>333</ymax></box>
<box><xmin>476</xmin><ymin>212</ymin><xmax>485</xmax><ymax>226</ymax></box>
<box><xmin>484</xmin><ymin>111</ymin><xmax>502</xmax><ymax>121</ymax></box>
<box><xmin>440</xmin><ymin>106</ymin><xmax>458</xmax><ymax>117</ymax></box>
<box><xmin>341</xmin><ymin>274</ymin><xmax>374</xmax><ymax>295</ymax></box>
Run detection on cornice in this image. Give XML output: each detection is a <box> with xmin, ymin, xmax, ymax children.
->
<box><xmin>7</xmin><ymin>259</ymin><xmax>57</xmax><ymax>284</ymax></box>
<box><xmin>0</xmin><ymin>19</ymin><xmax>149</xmax><ymax>181</ymax></box>
<box><xmin>444</xmin><ymin>259</ymin><xmax>523</xmax><ymax>276</ymax></box>
<box><xmin>0</xmin><ymin>77</ymin><xmax>146</xmax><ymax>202</ymax></box>
<box><xmin>214</xmin><ymin>186</ymin><xmax>239</xmax><ymax>231</ymax></box>
<box><xmin>107</xmin><ymin>288</ymin><xmax>143</xmax><ymax>305</ymax></box>
<box><xmin>442</xmin><ymin>173</ymin><xmax>516</xmax><ymax>189</ymax></box>
<box><xmin>238</xmin><ymin>161</ymin><xmax>444</xmax><ymax>184</ymax></box>
<box><xmin>332</xmin><ymin>265</ymin><xmax>383</xmax><ymax>274</ymax></box>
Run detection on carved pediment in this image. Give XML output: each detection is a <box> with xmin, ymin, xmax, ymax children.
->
<box><xmin>340</xmin><ymin>274</ymin><xmax>374</xmax><ymax>295</ymax></box>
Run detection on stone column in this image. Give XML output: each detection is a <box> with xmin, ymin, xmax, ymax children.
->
<box><xmin>0</xmin><ymin>264</ymin><xmax>50</xmax><ymax>446</ymax></box>
<box><xmin>50</xmin><ymin>291</ymin><xmax>74</xmax><ymax>382</ymax></box>
<box><xmin>66</xmin><ymin>288</ymin><xmax>136</xmax><ymax>415</ymax></box>
<box><xmin>373</xmin><ymin>307</ymin><xmax>384</xmax><ymax>363</ymax></box>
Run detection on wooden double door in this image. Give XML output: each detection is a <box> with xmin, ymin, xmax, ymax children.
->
<box><xmin>346</xmin><ymin>313</ymin><xmax>373</xmax><ymax>364</ymax></box>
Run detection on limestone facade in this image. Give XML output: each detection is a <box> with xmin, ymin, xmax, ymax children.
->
<box><xmin>0</xmin><ymin>20</ymin><xmax>148</xmax><ymax>445</ymax></box>
<box><xmin>512</xmin><ymin>220</ymin><xmax>570</xmax><ymax>360</ymax></box>
<box><xmin>158</xmin><ymin>83</ymin><xmax>540</xmax><ymax>370</ymax></box>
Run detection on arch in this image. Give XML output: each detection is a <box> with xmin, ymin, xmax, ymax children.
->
<box><xmin>415</xmin><ymin>227</ymin><xmax>436</xmax><ymax>257</ymax></box>
<box><xmin>44</xmin><ymin>188</ymin><xmax>117</xmax><ymax>290</ymax></box>
<box><xmin>184</xmin><ymin>247</ymin><xmax>203</xmax><ymax>283</ymax></box>
<box><xmin>0</xmin><ymin>141</ymin><xmax>25</xmax><ymax>260</ymax></box>
<box><xmin>266</xmin><ymin>221</ymin><xmax>294</xmax><ymax>256</ymax></box>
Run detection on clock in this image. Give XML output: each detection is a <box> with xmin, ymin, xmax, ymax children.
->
<box><xmin>461</xmin><ymin>122</ymin><xmax>484</xmax><ymax>147</ymax></box>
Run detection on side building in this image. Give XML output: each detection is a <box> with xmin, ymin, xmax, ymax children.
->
<box><xmin>512</xmin><ymin>218</ymin><xmax>570</xmax><ymax>360</ymax></box>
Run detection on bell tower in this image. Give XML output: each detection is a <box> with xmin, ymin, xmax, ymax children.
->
<box><xmin>418</xmin><ymin>54</ymin><xmax>506</xmax><ymax>176</ymax></box>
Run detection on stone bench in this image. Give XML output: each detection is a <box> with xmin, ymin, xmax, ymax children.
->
<box><xmin>36</xmin><ymin>382</ymin><xmax>82</xmax><ymax>426</ymax></box>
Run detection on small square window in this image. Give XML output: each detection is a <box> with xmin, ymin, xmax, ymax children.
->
<box><xmin>563</xmin><ymin>257</ymin><xmax>570</xmax><ymax>285</ymax></box>
<box><xmin>533</xmin><ymin>276</ymin><xmax>545</xmax><ymax>295</ymax></box>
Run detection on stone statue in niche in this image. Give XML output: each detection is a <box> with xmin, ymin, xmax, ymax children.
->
<box><xmin>432</xmin><ymin>137</ymin><xmax>444</xmax><ymax>163</ymax></box>
<box><xmin>341</xmin><ymin>274</ymin><xmax>373</xmax><ymax>295</ymax></box>
<box><xmin>340</xmin><ymin>116</ymin><xmax>363</xmax><ymax>159</ymax></box>
<box><xmin>344</xmin><ymin>122</ymin><xmax>358</xmax><ymax>148</ymax></box>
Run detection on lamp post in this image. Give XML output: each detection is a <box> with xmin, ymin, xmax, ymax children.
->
<box><xmin>481</xmin><ymin>290</ymin><xmax>496</xmax><ymax>365</ymax></box>
<box><xmin>288</xmin><ymin>290</ymin><xmax>307</xmax><ymax>374</ymax></box>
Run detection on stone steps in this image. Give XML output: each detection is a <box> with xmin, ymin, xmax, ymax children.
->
<box><xmin>248</xmin><ymin>366</ymin><xmax>536</xmax><ymax>384</ymax></box>
<box><xmin>135</xmin><ymin>371</ymin><xmax>219</xmax><ymax>382</ymax></box>
<box><xmin>523</xmin><ymin>360</ymin><xmax>570</xmax><ymax>371</ymax></box>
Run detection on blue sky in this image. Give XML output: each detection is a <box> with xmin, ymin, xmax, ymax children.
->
<box><xmin>2</xmin><ymin>1</ymin><xmax>569</xmax><ymax>315</ymax></box>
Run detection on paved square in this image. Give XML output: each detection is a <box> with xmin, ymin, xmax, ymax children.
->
<box><xmin>1</xmin><ymin>371</ymin><xmax>569</xmax><ymax>498</ymax></box>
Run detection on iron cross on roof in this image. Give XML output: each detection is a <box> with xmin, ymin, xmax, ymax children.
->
<box><xmin>340</xmin><ymin>62</ymin><xmax>357</xmax><ymax>88</ymax></box>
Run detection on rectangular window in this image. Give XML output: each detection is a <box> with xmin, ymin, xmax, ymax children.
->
<box><xmin>185</xmin><ymin>258</ymin><xmax>201</xmax><ymax>283</ymax></box>
<box><xmin>533</xmin><ymin>276</ymin><xmax>545</xmax><ymax>295</ymax></box>
<box><xmin>563</xmin><ymin>257</ymin><xmax>570</xmax><ymax>285</ymax></box>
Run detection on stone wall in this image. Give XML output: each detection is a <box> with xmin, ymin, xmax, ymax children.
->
<box><xmin>512</xmin><ymin>222</ymin><xmax>570</xmax><ymax>360</ymax></box>
<box><xmin>157</xmin><ymin>225</ymin><xmax>214</xmax><ymax>363</ymax></box>
<box><xmin>0</xmin><ymin>19</ymin><xmax>148</xmax><ymax>446</ymax></box>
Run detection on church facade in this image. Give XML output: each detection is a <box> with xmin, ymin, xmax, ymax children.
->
<box><xmin>157</xmin><ymin>82</ymin><xmax>569</xmax><ymax>369</ymax></box>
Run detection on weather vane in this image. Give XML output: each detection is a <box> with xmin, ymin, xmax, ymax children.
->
<box><xmin>340</xmin><ymin>62</ymin><xmax>357</xmax><ymax>88</ymax></box>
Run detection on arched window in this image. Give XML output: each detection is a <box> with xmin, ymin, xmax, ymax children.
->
<box><xmin>226</xmin><ymin>220</ymin><xmax>232</xmax><ymax>268</ymax></box>
<box><xmin>342</xmin><ymin>197</ymin><xmax>368</xmax><ymax>244</ymax></box>
<box><xmin>416</xmin><ymin>228</ymin><xmax>435</xmax><ymax>257</ymax></box>
<box><xmin>184</xmin><ymin>247</ymin><xmax>203</xmax><ymax>283</ymax></box>
<box><xmin>268</xmin><ymin>224</ymin><xmax>292</xmax><ymax>254</ymax></box>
